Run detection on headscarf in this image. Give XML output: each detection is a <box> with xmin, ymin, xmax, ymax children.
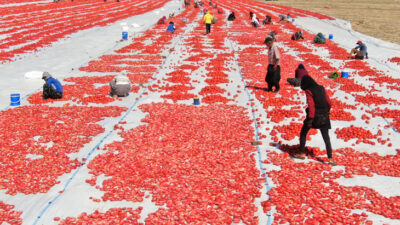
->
<box><xmin>298</xmin><ymin>64</ymin><xmax>305</xmax><ymax>70</ymax></box>
<box><xmin>42</xmin><ymin>72</ymin><xmax>52</xmax><ymax>80</ymax></box>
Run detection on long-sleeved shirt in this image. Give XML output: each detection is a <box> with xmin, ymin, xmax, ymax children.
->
<box><xmin>203</xmin><ymin>12</ymin><xmax>213</xmax><ymax>24</ymax></box>
<box><xmin>305</xmin><ymin>89</ymin><xmax>331</xmax><ymax>118</ymax></box>
<box><xmin>355</xmin><ymin>43</ymin><xmax>367</xmax><ymax>57</ymax></box>
<box><xmin>166</xmin><ymin>24</ymin><xmax>176</xmax><ymax>33</ymax></box>
<box><xmin>46</xmin><ymin>77</ymin><xmax>63</xmax><ymax>93</ymax></box>
<box><xmin>268</xmin><ymin>44</ymin><xmax>280</xmax><ymax>65</ymax></box>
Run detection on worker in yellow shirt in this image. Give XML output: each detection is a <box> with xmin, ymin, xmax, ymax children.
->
<box><xmin>203</xmin><ymin>10</ymin><xmax>214</xmax><ymax>34</ymax></box>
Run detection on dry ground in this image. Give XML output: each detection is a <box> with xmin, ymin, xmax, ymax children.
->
<box><xmin>254</xmin><ymin>0</ymin><xmax>400</xmax><ymax>44</ymax></box>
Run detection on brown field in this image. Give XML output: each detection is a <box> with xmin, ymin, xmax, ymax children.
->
<box><xmin>254</xmin><ymin>0</ymin><xmax>400</xmax><ymax>44</ymax></box>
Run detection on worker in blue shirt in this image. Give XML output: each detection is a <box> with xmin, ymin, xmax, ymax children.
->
<box><xmin>166</xmin><ymin>21</ymin><xmax>176</xmax><ymax>33</ymax></box>
<box><xmin>42</xmin><ymin>72</ymin><xmax>63</xmax><ymax>99</ymax></box>
<box><xmin>349</xmin><ymin>40</ymin><xmax>368</xmax><ymax>59</ymax></box>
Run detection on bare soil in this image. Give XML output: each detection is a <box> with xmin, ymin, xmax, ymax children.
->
<box><xmin>255</xmin><ymin>0</ymin><xmax>400</xmax><ymax>44</ymax></box>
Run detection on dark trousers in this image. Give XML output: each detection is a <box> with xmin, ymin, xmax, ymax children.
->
<box><xmin>300</xmin><ymin>125</ymin><xmax>333</xmax><ymax>158</ymax></box>
<box><xmin>265</xmin><ymin>64</ymin><xmax>281</xmax><ymax>92</ymax></box>
<box><xmin>43</xmin><ymin>83</ymin><xmax>62</xmax><ymax>99</ymax></box>
<box><xmin>206</xmin><ymin>23</ymin><xmax>211</xmax><ymax>34</ymax></box>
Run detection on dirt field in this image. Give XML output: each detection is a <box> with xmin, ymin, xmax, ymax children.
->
<box><xmin>255</xmin><ymin>0</ymin><xmax>400</xmax><ymax>44</ymax></box>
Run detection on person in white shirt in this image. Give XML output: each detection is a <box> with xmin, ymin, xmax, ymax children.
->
<box><xmin>251</xmin><ymin>13</ymin><xmax>259</xmax><ymax>27</ymax></box>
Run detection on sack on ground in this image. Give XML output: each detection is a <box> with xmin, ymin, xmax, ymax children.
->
<box><xmin>314</xmin><ymin>32</ymin><xmax>326</xmax><ymax>44</ymax></box>
<box><xmin>328</xmin><ymin>72</ymin><xmax>339</xmax><ymax>79</ymax></box>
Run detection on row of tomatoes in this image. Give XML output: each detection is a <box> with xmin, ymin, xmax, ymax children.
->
<box><xmin>0</xmin><ymin>0</ymin><xmax>170</xmax><ymax>63</ymax></box>
<box><xmin>227</xmin><ymin>3</ymin><xmax>400</xmax><ymax>223</ymax></box>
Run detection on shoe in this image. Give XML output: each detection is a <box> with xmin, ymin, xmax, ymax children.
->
<box><xmin>328</xmin><ymin>159</ymin><xmax>337</xmax><ymax>166</ymax></box>
<box><xmin>293</xmin><ymin>153</ymin><xmax>306</xmax><ymax>160</ymax></box>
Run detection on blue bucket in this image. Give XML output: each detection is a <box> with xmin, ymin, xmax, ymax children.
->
<box><xmin>329</xmin><ymin>34</ymin><xmax>333</xmax><ymax>40</ymax></box>
<box><xmin>122</xmin><ymin>31</ymin><xmax>128</xmax><ymax>40</ymax></box>
<box><xmin>291</xmin><ymin>18</ymin><xmax>295</xmax><ymax>22</ymax></box>
<box><xmin>193</xmin><ymin>97</ymin><xmax>200</xmax><ymax>105</ymax></box>
<box><xmin>341</xmin><ymin>72</ymin><xmax>349</xmax><ymax>78</ymax></box>
<box><xmin>10</xmin><ymin>93</ymin><xmax>20</xmax><ymax>106</ymax></box>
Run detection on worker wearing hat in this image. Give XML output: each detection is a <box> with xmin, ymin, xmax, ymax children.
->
<box><xmin>349</xmin><ymin>40</ymin><xmax>368</xmax><ymax>60</ymax></box>
<box><xmin>42</xmin><ymin>72</ymin><xmax>63</xmax><ymax>99</ymax></box>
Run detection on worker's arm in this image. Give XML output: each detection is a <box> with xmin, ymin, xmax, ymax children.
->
<box><xmin>274</xmin><ymin>59</ymin><xmax>280</xmax><ymax>69</ymax></box>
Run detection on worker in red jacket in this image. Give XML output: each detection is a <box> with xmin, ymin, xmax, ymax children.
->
<box><xmin>294</xmin><ymin>75</ymin><xmax>337</xmax><ymax>166</ymax></box>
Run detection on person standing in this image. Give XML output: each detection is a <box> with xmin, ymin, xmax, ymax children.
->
<box><xmin>203</xmin><ymin>11</ymin><xmax>213</xmax><ymax>34</ymax></box>
<box><xmin>264</xmin><ymin>36</ymin><xmax>281</xmax><ymax>92</ymax></box>
<box><xmin>294</xmin><ymin>75</ymin><xmax>337</xmax><ymax>166</ymax></box>
<box><xmin>42</xmin><ymin>72</ymin><xmax>63</xmax><ymax>99</ymax></box>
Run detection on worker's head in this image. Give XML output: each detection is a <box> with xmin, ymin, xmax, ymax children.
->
<box><xmin>169</xmin><ymin>21</ymin><xmax>174</xmax><ymax>24</ymax></box>
<box><xmin>299</xmin><ymin>30</ymin><xmax>303</xmax><ymax>35</ymax></box>
<box><xmin>298</xmin><ymin>64</ymin><xmax>305</xmax><ymax>70</ymax></box>
<box><xmin>357</xmin><ymin>40</ymin><xmax>362</xmax><ymax>44</ymax></box>
<box><xmin>42</xmin><ymin>72</ymin><xmax>51</xmax><ymax>80</ymax></box>
<box><xmin>264</xmin><ymin>36</ymin><xmax>274</xmax><ymax>47</ymax></box>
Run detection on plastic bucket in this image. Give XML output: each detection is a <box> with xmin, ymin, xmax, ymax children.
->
<box><xmin>291</xmin><ymin>18</ymin><xmax>295</xmax><ymax>22</ymax></box>
<box><xmin>122</xmin><ymin>31</ymin><xmax>128</xmax><ymax>40</ymax></box>
<box><xmin>10</xmin><ymin>93</ymin><xmax>20</xmax><ymax>106</ymax></box>
<box><xmin>329</xmin><ymin>34</ymin><xmax>333</xmax><ymax>40</ymax></box>
<box><xmin>341</xmin><ymin>72</ymin><xmax>349</xmax><ymax>78</ymax></box>
<box><xmin>193</xmin><ymin>97</ymin><xmax>200</xmax><ymax>105</ymax></box>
